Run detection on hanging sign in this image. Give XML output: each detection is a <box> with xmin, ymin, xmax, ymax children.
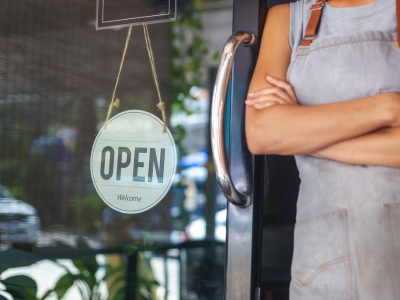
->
<box><xmin>96</xmin><ymin>0</ymin><xmax>177</xmax><ymax>30</ymax></box>
<box><xmin>90</xmin><ymin>110</ymin><xmax>177</xmax><ymax>214</ymax></box>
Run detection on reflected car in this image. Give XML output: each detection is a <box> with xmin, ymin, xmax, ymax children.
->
<box><xmin>0</xmin><ymin>185</ymin><xmax>40</xmax><ymax>249</ymax></box>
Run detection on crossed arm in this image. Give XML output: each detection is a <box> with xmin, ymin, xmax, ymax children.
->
<box><xmin>245</xmin><ymin>4</ymin><xmax>400</xmax><ymax>168</ymax></box>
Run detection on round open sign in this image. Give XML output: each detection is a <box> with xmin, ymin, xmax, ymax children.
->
<box><xmin>90</xmin><ymin>110</ymin><xmax>177</xmax><ymax>214</ymax></box>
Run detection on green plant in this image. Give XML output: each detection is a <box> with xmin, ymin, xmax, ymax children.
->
<box><xmin>105</xmin><ymin>224</ymin><xmax>161</xmax><ymax>300</ymax></box>
<box><xmin>171</xmin><ymin>0</ymin><xmax>209</xmax><ymax>156</ymax></box>
<box><xmin>1</xmin><ymin>275</ymin><xmax>38</xmax><ymax>300</ymax></box>
<box><xmin>108</xmin><ymin>251</ymin><xmax>160</xmax><ymax>300</ymax></box>
<box><xmin>0</xmin><ymin>241</ymin><xmax>104</xmax><ymax>300</ymax></box>
<box><xmin>0</xmin><ymin>238</ymin><xmax>160</xmax><ymax>300</ymax></box>
<box><xmin>41</xmin><ymin>256</ymin><xmax>102</xmax><ymax>300</ymax></box>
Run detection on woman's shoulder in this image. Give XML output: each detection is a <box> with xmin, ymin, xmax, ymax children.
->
<box><xmin>263</xmin><ymin>3</ymin><xmax>291</xmax><ymax>46</ymax></box>
<box><xmin>263</xmin><ymin>0</ymin><xmax>313</xmax><ymax>58</ymax></box>
<box><xmin>264</xmin><ymin>3</ymin><xmax>291</xmax><ymax>34</ymax></box>
<box><xmin>267</xmin><ymin>0</ymin><xmax>311</xmax><ymax>34</ymax></box>
<box><xmin>268</xmin><ymin>3</ymin><xmax>290</xmax><ymax>14</ymax></box>
<box><xmin>264</xmin><ymin>1</ymin><xmax>305</xmax><ymax>54</ymax></box>
<box><xmin>268</xmin><ymin>0</ymin><xmax>311</xmax><ymax>14</ymax></box>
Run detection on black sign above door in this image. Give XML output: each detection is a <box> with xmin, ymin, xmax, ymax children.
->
<box><xmin>96</xmin><ymin>0</ymin><xmax>176</xmax><ymax>30</ymax></box>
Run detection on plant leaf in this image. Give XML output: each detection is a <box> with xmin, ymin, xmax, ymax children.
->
<box><xmin>2</xmin><ymin>275</ymin><xmax>37</xmax><ymax>300</ymax></box>
<box><xmin>113</xmin><ymin>286</ymin><xmax>126</xmax><ymax>300</ymax></box>
<box><xmin>53</xmin><ymin>273</ymin><xmax>74</xmax><ymax>300</ymax></box>
<box><xmin>40</xmin><ymin>289</ymin><xmax>54</xmax><ymax>300</ymax></box>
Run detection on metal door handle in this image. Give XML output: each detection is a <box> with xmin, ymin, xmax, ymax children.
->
<box><xmin>211</xmin><ymin>31</ymin><xmax>255</xmax><ymax>207</ymax></box>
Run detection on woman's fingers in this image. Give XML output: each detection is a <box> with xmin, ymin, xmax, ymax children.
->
<box><xmin>246</xmin><ymin>94</ymin><xmax>292</xmax><ymax>106</ymax></box>
<box><xmin>246</xmin><ymin>96</ymin><xmax>290</xmax><ymax>111</ymax></box>
<box><xmin>248</xmin><ymin>86</ymin><xmax>293</xmax><ymax>104</ymax></box>
<box><xmin>246</xmin><ymin>76</ymin><xmax>299</xmax><ymax>110</ymax></box>
<box><xmin>266</xmin><ymin>76</ymin><xmax>297</xmax><ymax>103</ymax></box>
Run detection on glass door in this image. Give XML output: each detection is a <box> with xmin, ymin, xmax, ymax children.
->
<box><xmin>0</xmin><ymin>1</ymin><xmax>234</xmax><ymax>299</ymax></box>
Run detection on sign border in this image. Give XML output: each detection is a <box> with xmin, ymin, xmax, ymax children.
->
<box><xmin>96</xmin><ymin>0</ymin><xmax>177</xmax><ymax>30</ymax></box>
<box><xmin>90</xmin><ymin>110</ymin><xmax>177</xmax><ymax>214</ymax></box>
<box><xmin>102</xmin><ymin>0</ymin><xmax>171</xmax><ymax>23</ymax></box>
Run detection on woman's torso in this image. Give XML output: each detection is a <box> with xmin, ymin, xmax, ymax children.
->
<box><xmin>288</xmin><ymin>0</ymin><xmax>400</xmax><ymax>220</ymax></box>
<box><xmin>286</xmin><ymin>1</ymin><xmax>400</xmax><ymax>299</ymax></box>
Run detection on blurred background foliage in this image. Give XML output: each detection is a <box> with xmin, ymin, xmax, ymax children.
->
<box><xmin>171</xmin><ymin>0</ymin><xmax>209</xmax><ymax>156</ymax></box>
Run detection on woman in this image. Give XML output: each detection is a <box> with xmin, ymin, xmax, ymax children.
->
<box><xmin>245</xmin><ymin>0</ymin><xmax>400</xmax><ymax>299</ymax></box>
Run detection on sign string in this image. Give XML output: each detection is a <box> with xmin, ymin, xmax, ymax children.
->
<box><xmin>143</xmin><ymin>23</ymin><xmax>167</xmax><ymax>133</ymax></box>
<box><xmin>104</xmin><ymin>26</ymin><xmax>132</xmax><ymax>130</ymax></box>
<box><xmin>104</xmin><ymin>24</ymin><xmax>167</xmax><ymax>133</ymax></box>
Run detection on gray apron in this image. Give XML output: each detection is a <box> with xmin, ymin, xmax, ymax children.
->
<box><xmin>287</xmin><ymin>0</ymin><xmax>400</xmax><ymax>299</ymax></box>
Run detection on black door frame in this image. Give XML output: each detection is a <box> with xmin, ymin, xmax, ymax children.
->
<box><xmin>224</xmin><ymin>1</ymin><xmax>268</xmax><ymax>299</ymax></box>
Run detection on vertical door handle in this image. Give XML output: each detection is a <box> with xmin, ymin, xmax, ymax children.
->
<box><xmin>211</xmin><ymin>31</ymin><xmax>255</xmax><ymax>207</ymax></box>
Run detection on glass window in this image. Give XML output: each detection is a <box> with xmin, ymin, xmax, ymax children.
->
<box><xmin>0</xmin><ymin>0</ymin><xmax>233</xmax><ymax>299</ymax></box>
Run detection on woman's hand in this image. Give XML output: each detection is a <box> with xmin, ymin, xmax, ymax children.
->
<box><xmin>245</xmin><ymin>76</ymin><xmax>298</xmax><ymax>110</ymax></box>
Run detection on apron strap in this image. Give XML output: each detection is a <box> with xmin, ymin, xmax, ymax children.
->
<box><xmin>300</xmin><ymin>0</ymin><xmax>328</xmax><ymax>47</ymax></box>
<box><xmin>397</xmin><ymin>0</ymin><xmax>400</xmax><ymax>46</ymax></box>
<box><xmin>300</xmin><ymin>0</ymin><xmax>400</xmax><ymax>47</ymax></box>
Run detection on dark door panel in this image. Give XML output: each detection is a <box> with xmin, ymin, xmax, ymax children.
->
<box><xmin>224</xmin><ymin>1</ymin><xmax>299</xmax><ymax>299</ymax></box>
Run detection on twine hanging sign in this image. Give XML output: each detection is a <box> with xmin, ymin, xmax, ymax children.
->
<box><xmin>90</xmin><ymin>24</ymin><xmax>176</xmax><ymax>213</ymax></box>
<box><xmin>91</xmin><ymin>110</ymin><xmax>176</xmax><ymax>214</ymax></box>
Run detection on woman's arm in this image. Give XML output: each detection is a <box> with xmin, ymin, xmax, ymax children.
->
<box><xmin>248</xmin><ymin>76</ymin><xmax>400</xmax><ymax>167</ymax></box>
<box><xmin>311</xmin><ymin>127</ymin><xmax>400</xmax><ymax>167</ymax></box>
<box><xmin>246</xmin><ymin>5</ymin><xmax>400</xmax><ymax>156</ymax></box>
<box><xmin>247</xmin><ymin>4</ymin><xmax>292</xmax><ymax>96</ymax></box>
